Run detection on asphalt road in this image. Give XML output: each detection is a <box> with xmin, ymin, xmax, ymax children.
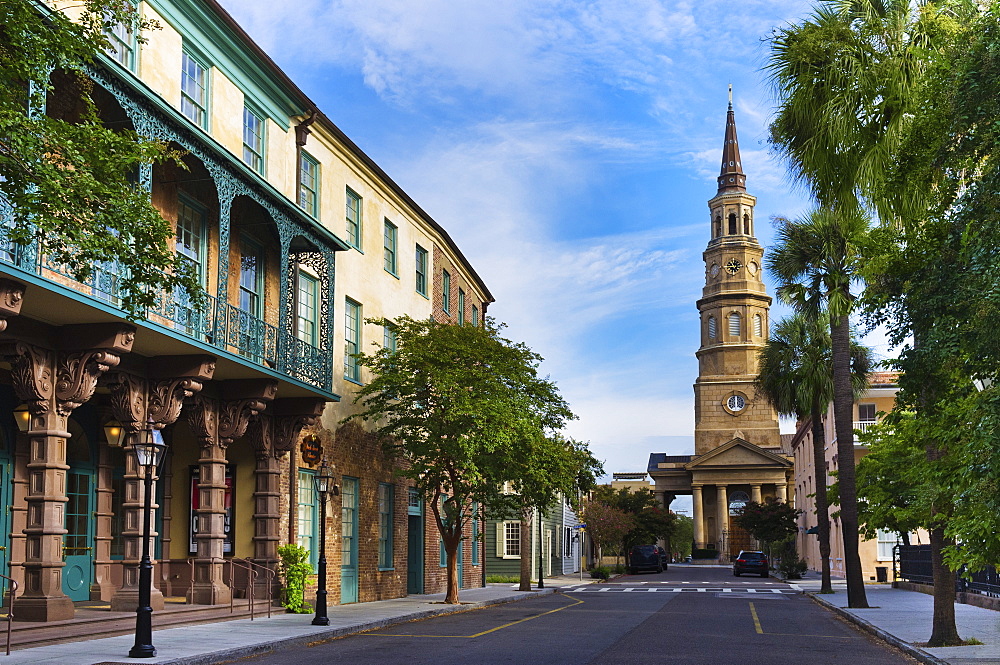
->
<box><xmin>243</xmin><ymin>567</ymin><xmax>914</xmax><ymax>665</ymax></box>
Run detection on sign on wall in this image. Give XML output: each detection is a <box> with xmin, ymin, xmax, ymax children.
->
<box><xmin>300</xmin><ymin>434</ymin><xmax>322</xmax><ymax>466</ymax></box>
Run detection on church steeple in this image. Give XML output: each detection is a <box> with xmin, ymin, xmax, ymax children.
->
<box><xmin>717</xmin><ymin>85</ymin><xmax>746</xmax><ymax>195</ymax></box>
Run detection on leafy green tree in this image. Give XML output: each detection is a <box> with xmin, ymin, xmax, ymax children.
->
<box><xmin>1</xmin><ymin>0</ymin><xmax>200</xmax><ymax>316</ymax></box>
<box><xmin>671</xmin><ymin>514</ymin><xmax>693</xmax><ymax>560</ymax></box>
<box><xmin>592</xmin><ymin>486</ymin><xmax>677</xmax><ymax>559</ymax></box>
<box><xmin>349</xmin><ymin>316</ymin><xmax>575</xmax><ymax>604</ymax></box>
<box><xmin>502</xmin><ymin>434</ymin><xmax>603</xmax><ymax>591</ymax></box>
<box><xmin>767</xmin><ymin>206</ymin><xmax>871</xmax><ymax>608</ymax></box>
<box><xmin>733</xmin><ymin>499</ymin><xmax>803</xmax><ymax>562</ymax></box>
<box><xmin>755</xmin><ymin>311</ymin><xmax>872</xmax><ymax>593</ymax></box>
<box><xmin>581</xmin><ymin>501</ymin><xmax>633</xmax><ymax>566</ymax></box>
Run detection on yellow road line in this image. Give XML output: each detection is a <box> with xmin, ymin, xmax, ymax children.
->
<box><xmin>749</xmin><ymin>602</ymin><xmax>763</xmax><ymax>634</ymax></box>
<box><xmin>365</xmin><ymin>594</ymin><xmax>585</xmax><ymax>639</ymax></box>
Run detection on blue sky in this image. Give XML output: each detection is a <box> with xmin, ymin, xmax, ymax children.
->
<box><xmin>220</xmin><ymin>0</ymin><xmax>825</xmax><ymax>495</ymax></box>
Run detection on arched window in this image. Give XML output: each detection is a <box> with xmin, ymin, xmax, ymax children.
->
<box><xmin>728</xmin><ymin>213</ymin><xmax>737</xmax><ymax>235</ymax></box>
<box><xmin>728</xmin><ymin>312</ymin><xmax>741</xmax><ymax>337</ymax></box>
<box><xmin>744</xmin><ymin>213</ymin><xmax>751</xmax><ymax>235</ymax></box>
<box><xmin>714</xmin><ymin>215</ymin><xmax>722</xmax><ymax>238</ymax></box>
<box><xmin>708</xmin><ymin>315</ymin><xmax>717</xmax><ymax>339</ymax></box>
<box><xmin>728</xmin><ymin>491</ymin><xmax>750</xmax><ymax>516</ymax></box>
<box><xmin>753</xmin><ymin>313</ymin><xmax>763</xmax><ymax>337</ymax></box>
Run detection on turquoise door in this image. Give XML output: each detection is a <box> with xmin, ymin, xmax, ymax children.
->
<box><xmin>340</xmin><ymin>477</ymin><xmax>358</xmax><ymax>604</ymax></box>
<box><xmin>0</xmin><ymin>458</ymin><xmax>10</xmax><ymax>580</ymax></box>
<box><xmin>406</xmin><ymin>489</ymin><xmax>423</xmax><ymax>594</ymax></box>
<box><xmin>63</xmin><ymin>470</ymin><xmax>94</xmax><ymax>601</ymax></box>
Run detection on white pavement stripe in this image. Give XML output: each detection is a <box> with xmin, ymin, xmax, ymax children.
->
<box><xmin>568</xmin><ymin>587</ymin><xmax>796</xmax><ymax>594</ymax></box>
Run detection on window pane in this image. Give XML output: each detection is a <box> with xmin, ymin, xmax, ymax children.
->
<box><xmin>442</xmin><ymin>270</ymin><xmax>450</xmax><ymax>314</ymax></box>
<box><xmin>298</xmin><ymin>153</ymin><xmax>319</xmax><ymax>217</ymax></box>
<box><xmin>176</xmin><ymin>198</ymin><xmax>205</xmax><ymax>284</ymax></box>
<box><xmin>728</xmin><ymin>312</ymin><xmax>740</xmax><ymax>337</ymax></box>
<box><xmin>378</xmin><ymin>484</ymin><xmax>393</xmax><ymax>569</ymax></box>
<box><xmin>383</xmin><ymin>221</ymin><xmax>397</xmax><ymax>274</ymax></box>
<box><xmin>297</xmin><ymin>471</ymin><xmax>316</xmax><ymax>563</ymax></box>
<box><xmin>242</xmin><ymin>107</ymin><xmax>265</xmax><ymax>174</ymax></box>
<box><xmin>345</xmin><ymin>299</ymin><xmax>361</xmax><ymax>381</ymax></box>
<box><xmin>239</xmin><ymin>239</ymin><xmax>262</xmax><ymax>316</ymax></box>
<box><xmin>181</xmin><ymin>51</ymin><xmax>207</xmax><ymax>127</ymax></box>
<box><xmin>296</xmin><ymin>272</ymin><xmax>318</xmax><ymax>345</ymax></box>
<box><xmin>415</xmin><ymin>245</ymin><xmax>427</xmax><ymax>295</ymax></box>
<box><xmin>346</xmin><ymin>188</ymin><xmax>362</xmax><ymax>248</ymax></box>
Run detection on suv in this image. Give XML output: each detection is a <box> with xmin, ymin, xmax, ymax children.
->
<box><xmin>733</xmin><ymin>551</ymin><xmax>769</xmax><ymax>577</ymax></box>
<box><xmin>627</xmin><ymin>545</ymin><xmax>664</xmax><ymax>574</ymax></box>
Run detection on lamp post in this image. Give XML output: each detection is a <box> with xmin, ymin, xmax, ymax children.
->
<box><xmin>129</xmin><ymin>419</ymin><xmax>166</xmax><ymax>659</ymax></box>
<box><xmin>312</xmin><ymin>459</ymin><xmax>335</xmax><ymax>626</ymax></box>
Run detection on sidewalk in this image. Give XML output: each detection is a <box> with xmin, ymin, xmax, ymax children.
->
<box><xmin>789</xmin><ymin>571</ymin><xmax>1000</xmax><ymax>665</ymax></box>
<box><xmin>0</xmin><ymin>580</ymin><xmax>581</xmax><ymax>665</ymax></box>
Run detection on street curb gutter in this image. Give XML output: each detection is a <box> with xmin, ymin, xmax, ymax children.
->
<box><xmin>808</xmin><ymin>593</ymin><xmax>949</xmax><ymax>665</ymax></box>
<box><xmin>146</xmin><ymin>589</ymin><xmax>557</xmax><ymax>665</ymax></box>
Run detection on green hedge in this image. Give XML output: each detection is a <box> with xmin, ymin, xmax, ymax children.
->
<box><xmin>691</xmin><ymin>548</ymin><xmax>719</xmax><ymax>559</ymax></box>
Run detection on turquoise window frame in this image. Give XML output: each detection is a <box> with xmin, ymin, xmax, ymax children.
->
<box><xmin>383</xmin><ymin>220</ymin><xmax>398</xmax><ymax>276</ymax></box>
<box><xmin>471</xmin><ymin>305</ymin><xmax>479</xmax><ymax>327</ymax></box>
<box><xmin>295</xmin><ymin>271</ymin><xmax>319</xmax><ymax>346</ymax></box>
<box><xmin>296</xmin><ymin>469</ymin><xmax>318</xmax><ymax>567</ymax></box>
<box><xmin>105</xmin><ymin>2</ymin><xmax>138</xmax><ymax>72</ymax></box>
<box><xmin>345</xmin><ymin>187</ymin><xmax>362</xmax><ymax>250</ymax></box>
<box><xmin>180</xmin><ymin>48</ymin><xmax>210</xmax><ymax>129</ymax></box>
<box><xmin>440</xmin><ymin>538</ymin><xmax>447</xmax><ymax>568</ymax></box>
<box><xmin>383</xmin><ymin>325</ymin><xmax>397</xmax><ymax>353</ymax></box>
<box><xmin>344</xmin><ymin>298</ymin><xmax>362</xmax><ymax>383</ymax></box>
<box><xmin>298</xmin><ymin>151</ymin><xmax>320</xmax><ymax>218</ymax></box>
<box><xmin>238</xmin><ymin>236</ymin><xmax>264</xmax><ymax>317</ymax></box>
<box><xmin>242</xmin><ymin>105</ymin><xmax>266</xmax><ymax>175</ymax></box>
<box><xmin>415</xmin><ymin>245</ymin><xmax>428</xmax><ymax>297</ymax></box>
<box><xmin>471</xmin><ymin>501</ymin><xmax>479</xmax><ymax>565</ymax></box>
<box><xmin>442</xmin><ymin>270</ymin><xmax>451</xmax><ymax>315</ymax></box>
<box><xmin>176</xmin><ymin>194</ymin><xmax>207</xmax><ymax>286</ymax></box>
<box><xmin>378</xmin><ymin>483</ymin><xmax>394</xmax><ymax>570</ymax></box>
<box><xmin>458</xmin><ymin>289</ymin><xmax>465</xmax><ymax>325</ymax></box>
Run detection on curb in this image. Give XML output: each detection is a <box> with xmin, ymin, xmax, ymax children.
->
<box><xmin>118</xmin><ymin>589</ymin><xmax>556</xmax><ymax>665</ymax></box>
<box><xmin>808</xmin><ymin>593</ymin><xmax>949</xmax><ymax>665</ymax></box>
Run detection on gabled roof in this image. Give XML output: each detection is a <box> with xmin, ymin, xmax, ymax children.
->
<box><xmin>685</xmin><ymin>438</ymin><xmax>792</xmax><ymax>470</ymax></box>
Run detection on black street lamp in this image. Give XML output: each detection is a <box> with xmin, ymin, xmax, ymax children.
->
<box><xmin>129</xmin><ymin>419</ymin><xmax>166</xmax><ymax>659</ymax></box>
<box><xmin>312</xmin><ymin>459</ymin><xmax>337</xmax><ymax>626</ymax></box>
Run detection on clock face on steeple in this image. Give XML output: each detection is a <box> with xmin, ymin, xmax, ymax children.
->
<box><xmin>725</xmin><ymin>259</ymin><xmax>742</xmax><ymax>275</ymax></box>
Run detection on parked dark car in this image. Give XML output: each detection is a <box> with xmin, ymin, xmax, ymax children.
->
<box><xmin>627</xmin><ymin>545</ymin><xmax>664</xmax><ymax>574</ymax></box>
<box><xmin>733</xmin><ymin>550</ymin><xmax>768</xmax><ymax>577</ymax></box>
<box><xmin>656</xmin><ymin>546</ymin><xmax>669</xmax><ymax>568</ymax></box>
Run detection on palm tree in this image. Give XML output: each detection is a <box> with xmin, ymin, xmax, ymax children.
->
<box><xmin>768</xmin><ymin>206</ymin><xmax>870</xmax><ymax>608</ymax></box>
<box><xmin>756</xmin><ymin>312</ymin><xmax>873</xmax><ymax>594</ymax></box>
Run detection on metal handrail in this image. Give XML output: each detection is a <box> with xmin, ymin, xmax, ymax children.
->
<box><xmin>0</xmin><ymin>573</ymin><xmax>17</xmax><ymax>655</ymax></box>
<box><xmin>234</xmin><ymin>559</ymin><xmax>274</xmax><ymax>619</ymax></box>
<box><xmin>225</xmin><ymin>559</ymin><xmax>258</xmax><ymax>619</ymax></box>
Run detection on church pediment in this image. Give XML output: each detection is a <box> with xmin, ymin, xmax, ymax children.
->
<box><xmin>685</xmin><ymin>437</ymin><xmax>791</xmax><ymax>469</ymax></box>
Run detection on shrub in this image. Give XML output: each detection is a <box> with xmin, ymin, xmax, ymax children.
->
<box><xmin>691</xmin><ymin>548</ymin><xmax>719</xmax><ymax>559</ymax></box>
<box><xmin>590</xmin><ymin>565</ymin><xmax>611</xmax><ymax>580</ymax></box>
<box><xmin>485</xmin><ymin>575</ymin><xmax>519</xmax><ymax>583</ymax></box>
<box><xmin>778</xmin><ymin>557</ymin><xmax>808</xmax><ymax>579</ymax></box>
<box><xmin>612</xmin><ymin>563</ymin><xmax>625</xmax><ymax>574</ymax></box>
<box><xmin>278</xmin><ymin>544</ymin><xmax>313</xmax><ymax>613</ymax></box>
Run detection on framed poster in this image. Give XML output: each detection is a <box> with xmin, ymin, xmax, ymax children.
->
<box><xmin>189</xmin><ymin>465</ymin><xmax>234</xmax><ymax>554</ymax></box>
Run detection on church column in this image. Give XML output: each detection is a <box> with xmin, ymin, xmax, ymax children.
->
<box><xmin>692</xmin><ymin>485</ymin><xmax>705</xmax><ymax>549</ymax></box>
<box><xmin>661</xmin><ymin>492</ymin><xmax>675</xmax><ymax>511</ymax></box>
<box><xmin>716</xmin><ymin>485</ymin><xmax>728</xmax><ymax>551</ymax></box>
<box><xmin>776</xmin><ymin>483</ymin><xmax>787</xmax><ymax>503</ymax></box>
<box><xmin>786</xmin><ymin>481</ymin><xmax>795</xmax><ymax>508</ymax></box>
<box><xmin>750</xmin><ymin>484</ymin><xmax>762</xmax><ymax>503</ymax></box>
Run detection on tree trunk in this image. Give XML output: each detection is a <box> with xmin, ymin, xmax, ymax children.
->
<box><xmin>830</xmin><ymin>312</ymin><xmax>869</xmax><ymax>608</ymax></box>
<box><xmin>518</xmin><ymin>509</ymin><xmax>532</xmax><ymax>591</ymax></box>
<box><xmin>926</xmin><ymin>525</ymin><xmax>962</xmax><ymax>646</ymax></box>
<box><xmin>444</xmin><ymin>530</ymin><xmax>460</xmax><ymax>604</ymax></box>
<box><xmin>810</xmin><ymin>403</ymin><xmax>833</xmax><ymax>594</ymax></box>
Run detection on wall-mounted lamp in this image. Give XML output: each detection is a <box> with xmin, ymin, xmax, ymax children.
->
<box><xmin>13</xmin><ymin>404</ymin><xmax>29</xmax><ymax>433</ymax></box>
<box><xmin>104</xmin><ymin>420</ymin><xmax>126</xmax><ymax>447</ymax></box>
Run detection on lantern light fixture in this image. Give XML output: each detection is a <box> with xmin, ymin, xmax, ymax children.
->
<box><xmin>13</xmin><ymin>404</ymin><xmax>29</xmax><ymax>433</ymax></box>
<box><xmin>104</xmin><ymin>420</ymin><xmax>126</xmax><ymax>447</ymax></box>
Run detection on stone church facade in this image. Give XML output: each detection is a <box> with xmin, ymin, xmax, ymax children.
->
<box><xmin>649</xmin><ymin>93</ymin><xmax>793</xmax><ymax>559</ymax></box>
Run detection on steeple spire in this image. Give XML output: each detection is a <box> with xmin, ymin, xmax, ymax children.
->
<box><xmin>717</xmin><ymin>85</ymin><xmax>746</xmax><ymax>195</ymax></box>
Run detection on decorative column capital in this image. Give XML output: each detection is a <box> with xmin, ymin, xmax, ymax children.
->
<box><xmin>270</xmin><ymin>397</ymin><xmax>326</xmax><ymax>456</ymax></box>
<box><xmin>2</xmin><ymin>341</ymin><xmax>54</xmax><ymax>415</ymax></box>
<box><xmin>218</xmin><ymin>379</ymin><xmax>278</xmax><ymax>447</ymax></box>
<box><xmin>0</xmin><ymin>278</ymin><xmax>26</xmax><ymax>331</ymax></box>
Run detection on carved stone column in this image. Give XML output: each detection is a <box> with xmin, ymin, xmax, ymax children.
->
<box><xmin>107</xmin><ymin>356</ymin><xmax>214</xmax><ymax>612</ymax></box>
<box><xmin>691</xmin><ymin>484</ymin><xmax>705</xmax><ymax>550</ymax></box>
<box><xmin>750</xmin><ymin>483</ymin><xmax>762</xmax><ymax>504</ymax></box>
<box><xmin>2</xmin><ymin>324</ymin><xmax>132</xmax><ymax>621</ymax></box>
<box><xmin>776</xmin><ymin>482</ymin><xmax>787</xmax><ymax>503</ymax></box>
<box><xmin>786</xmin><ymin>481</ymin><xmax>795</xmax><ymax>508</ymax></box>
<box><xmin>248</xmin><ymin>399</ymin><xmax>324</xmax><ymax>582</ymax></box>
<box><xmin>187</xmin><ymin>380</ymin><xmax>275</xmax><ymax>605</ymax></box>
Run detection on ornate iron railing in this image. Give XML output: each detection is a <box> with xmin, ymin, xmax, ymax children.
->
<box><xmin>0</xmin><ymin>217</ymin><xmax>331</xmax><ymax>392</ymax></box>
